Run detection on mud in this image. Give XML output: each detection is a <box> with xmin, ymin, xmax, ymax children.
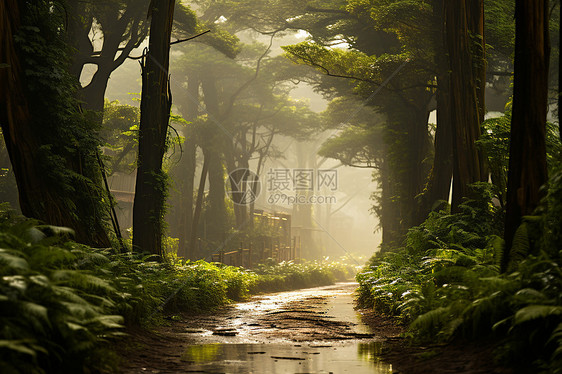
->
<box><xmin>116</xmin><ymin>282</ymin><xmax>512</xmax><ymax>374</ymax></box>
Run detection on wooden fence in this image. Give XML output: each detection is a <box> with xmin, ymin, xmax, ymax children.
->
<box><xmin>211</xmin><ymin>236</ymin><xmax>301</xmax><ymax>268</ymax></box>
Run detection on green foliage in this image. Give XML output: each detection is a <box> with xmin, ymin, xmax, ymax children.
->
<box><xmin>101</xmin><ymin>100</ymin><xmax>140</xmax><ymax>174</ymax></box>
<box><xmin>0</xmin><ymin>213</ymin><xmax>123</xmax><ymax>374</ymax></box>
<box><xmin>357</xmin><ymin>173</ymin><xmax>562</xmax><ymax>371</ymax></box>
<box><xmin>479</xmin><ymin>102</ymin><xmax>562</xmax><ymax>207</ymax></box>
<box><xmin>0</xmin><ymin>204</ymin><xmax>358</xmax><ymax>372</ymax></box>
<box><xmin>0</xmin><ymin>210</ymin><xmax>246</xmax><ymax>373</ymax></box>
<box><xmin>250</xmin><ymin>260</ymin><xmax>356</xmax><ymax>293</ymax></box>
<box><xmin>13</xmin><ymin>1</ymin><xmax>113</xmax><ymax>242</ymax></box>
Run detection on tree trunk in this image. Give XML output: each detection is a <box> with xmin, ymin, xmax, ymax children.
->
<box><xmin>170</xmin><ymin>76</ymin><xmax>200</xmax><ymax>257</ymax></box>
<box><xmin>423</xmin><ymin>74</ymin><xmax>453</xmax><ymax>211</ymax></box>
<box><xmin>203</xmin><ymin>147</ymin><xmax>228</xmax><ymax>243</ymax></box>
<box><xmin>420</xmin><ymin>0</ymin><xmax>453</xmax><ymax>216</ymax></box>
<box><xmin>406</xmin><ymin>106</ymin><xmax>431</xmax><ymax>227</ymax></box>
<box><xmin>200</xmin><ymin>76</ymin><xmax>229</xmax><ymax>243</ymax></box>
<box><xmin>559</xmin><ymin>0</ymin><xmax>562</xmax><ymax>141</ymax></box>
<box><xmin>1</xmin><ymin>0</ymin><xmax>110</xmax><ymax>247</ymax></box>
<box><xmin>189</xmin><ymin>154</ymin><xmax>209</xmax><ymax>258</ymax></box>
<box><xmin>445</xmin><ymin>0</ymin><xmax>487</xmax><ymax>212</ymax></box>
<box><xmin>168</xmin><ymin>137</ymin><xmax>196</xmax><ymax>257</ymax></box>
<box><xmin>383</xmin><ymin>95</ymin><xmax>431</xmax><ymax>238</ymax></box>
<box><xmin>133</xmin><ymin>0</ymin><xmax>175</xmax><ymax>257</ymax></box>
<box><xmin>66</xmin><ymin>2</ymin><xmax>148</xmax><ymax>116</ymax></box>
<box><xmin>502</xmin><ymin>0</ymin><xmax>550</xmax><ymax>272</ymax></box>
<box><xmin>377</xmin><ymin>157</ymin><xmax>401</xmax><ymax>251</ymax></box>
<box><xmin>224</xmin><ymin>143</ymin><xmax>250</xmax><ymax>228</ymax></box>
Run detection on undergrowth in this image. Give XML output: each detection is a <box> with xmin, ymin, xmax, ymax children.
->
<box><xmin>356</xmin><ymin>177</ymin><xmax>562</xmax><ymax>372</ymax></box>
<box><xmin>250</xmin><ymin>259</ymin><xmax>356</xmax><ymax>293</ymax></box>
<box><xmin>0</xmin><ymin>206</ymin><xmax>353</xmax><ymax>373</ymax></box>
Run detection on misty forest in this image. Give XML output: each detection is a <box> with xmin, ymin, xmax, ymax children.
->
<box><xmin>1</xmin><ymin>0</ymin><xmax>562</xmax><ymax>373</ymax></box>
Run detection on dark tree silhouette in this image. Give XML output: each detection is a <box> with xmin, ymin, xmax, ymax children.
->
<box><xmin>444</xmin><ymin>0</ymin><xmax>487</xmax><ymax>212</ymax></box>
<box><xmin>1</xmin><ymin>0</ymin><xmax>111</xmax><ymax>246</ymax></box>
<box><xmin>133</xmin><ymin>0</ymin><xmax>175</xmax><ymax>256</ymax></box>
<box><xmin>502</xmin><ymin>0</ymin><xmax>550</xmax><ymax>272</ymax></box>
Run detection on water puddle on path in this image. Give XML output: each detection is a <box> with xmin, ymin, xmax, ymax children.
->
<box><xmin>180</xmin><ymin>341</ymin><xmax>392</xmax><ymax>373</ymax></box>
<box><xmin>177</xmin><ymin>283</ymin><xmax>394</xmax><ymax>374</ymax></box>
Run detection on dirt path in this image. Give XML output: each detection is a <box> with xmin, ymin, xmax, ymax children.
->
<box><xmin>115</xmin><ymin>282</ymin><xmax>511</xmax><ymax>374</ymax></box>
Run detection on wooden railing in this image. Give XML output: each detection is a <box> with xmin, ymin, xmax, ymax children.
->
<box><xmin>211</xmin><ymin>236</ymin><xmax>301</xmax><ymax>268</ymax></box>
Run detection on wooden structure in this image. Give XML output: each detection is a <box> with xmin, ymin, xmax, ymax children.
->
<box><xmin>211</xmin><ymin>210</ymin><xmax>301</xmax><ymax>268</ymax></box>
<box><xmin>211</xmin><ymin>235</ymin><xmax>301</xmax><ymax>268</ymax></box>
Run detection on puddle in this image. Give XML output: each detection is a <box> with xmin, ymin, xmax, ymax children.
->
<box><xmin>121</xmin><ymin>283</ymin><xmax>396</xmax><ymax>373</ymax></box>
<box><xmin>176</xmin><ymin>283</ymin><xmax>393</xmax><ymax>373</ymax></box>
<box><xmin>180</xmin><ymin>342</ymin><xmax>393</xmax><ymax>373</ymax></box>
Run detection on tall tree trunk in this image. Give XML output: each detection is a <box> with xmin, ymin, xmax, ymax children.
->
<box><xmin>168</xmin><ymin>136</ymin><xmax>196</xmax><ymax>257</ymax></box>
<box><xmin>445</xmin><ymin>0</ymin><xmax>487</xmax><ymax>212</ymax></box>
<box><xmin>133</xmin><ymin>0</ymin><xmax>175</xmax><ymax>256</ymax></box>
<box><xmin>1</xmin><ymin>0</ymin><xmax>41</xmax><ymax>217</ymax></box>
<box><xmin>377</xmin><ymin>157</ymin><xmax>401</xmax><ymax>251</ymax></box>
<box><xmin>406</xmin><ymin>106</ymin><xmax>431</xmax><ymax>226</ymax></box>
<box><xmin>190</xmin><ymin>155</ymin><xmax>209</xmax><ymax>258</ymax></box>
<box><xmin>292</xmin><ymin>142</ymin><xmax>317</xmax><ymax>259</ymax></box>
<box><xmin>382</xmin><ymin>95</ymin><xmax>431</xmax><ymax>240</ymax></box>
<box><xmin>559</xmin><ymin>0</ymin><xmax>562</xmax><ymax>141</ymax></box>
<box><xmin>169</xmin><ymin>76</ymin><xmax>200</xmax><ymax>257</ymax></box>
<box><xmin>502</xmin><ymin>0</ymin><xmax>550</xmax><ymax>272</ymax></box>
<box><xmin>201</xmin><ymin>76</ymin><xmax>229</xmax><ymax>243</ymax></box>
<box><xmin>423</xmin><ymin>74</ymin><xmax>453</xmax><ymax>211</ymax></box>
<box><xmin>204</xmin><ymin>147</ymin><xmax>228</xmax><ymax>243</ymax></box>
<box><xmin>224</xmin><ymin>144</ymin><xmax>249</xmax><ymax>228</ymax></box>
<box><xmin>420</xmin><ymin>0</ymin><xmax>453</xmax><ymax>216</ymax></box>
<box><xmin>1</xmin><ymin>0</ymin><xmax>110</xmax><ymax>247</ymax></box>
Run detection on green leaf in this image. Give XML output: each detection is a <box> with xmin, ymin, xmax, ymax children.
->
<box><xmin>0</xmin><ymin>250</ymin><xmax>29</xmax><ymax>271</ymax></box>
<box><xmin>514</xmin><ymin>305</ymin><xmax>562</xmax><ymax>325</ymax></box>
<box><xmin>0</xmin><ymin>340</ymin><xmax>38</xmax><ymax>357</ymax></box>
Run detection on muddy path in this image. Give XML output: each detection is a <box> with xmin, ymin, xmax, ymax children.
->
<box><xmin>118</xmin><ymin>282</ymin><xmax>394</xmax><ymax>373</ymax></box>
<box><xmin>117</xmin><ymin>282</ymin><xmax>510</xmax><ymax>374</ymax></box>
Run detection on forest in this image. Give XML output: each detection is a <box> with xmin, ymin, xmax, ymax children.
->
<box><xmin>1</xmin><ymin>0</ymin><xmax>561</xmax><ymax>373</ymax></box>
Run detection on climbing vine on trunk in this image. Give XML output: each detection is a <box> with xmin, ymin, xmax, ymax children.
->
<box><xmin>133</xmin><ymin>0</ymin><xmax>175</xmax><ymax>257</ymax></box>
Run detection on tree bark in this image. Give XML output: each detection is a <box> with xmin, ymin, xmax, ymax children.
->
<box><xmin>1</xmin><ymin>0</ymin><xmax>111</xmax><ymax>247</ymax></box>
<box><xmin>502</xmin><ymin>0</ymin><xmax>550</xmax><ymax>272</ymax></box>
<box><xmin>424</xmin><ymin>74</ymin><xmax>453</xmax><ymax>210</ymax></box>
<box><xmin>377</xmin><ymin>157</ymin><xmax>401</xmax><ymax>250</ymax></box>
<box><xmin>133</xmin><ymin>0</ymin><xmax>175</xmax><ymax>256</ymax></box>
<box><xmin>200</xmin><ymin>76</ymin><xmax>229</xmax><ymax>243</ymax></box>
<box><xmin>444</xmin><ymin>0</ymin><xmax>487</xmax><ymax>212</ymax></box>
<box><xmin>189</xmin><ymin>154</ymin><xmax>209</xmax><ymax>258</ymax></box>
<box><xmin>420</xmin><ymin>0</ymin><xmax>453</xmax><ymax>216</ymax></box>
<box><xmin>383</xmin><ymin>94</ymin><xmax>432</xmax><ymax>239</ymax></box>
<box><xmin>559</xmin><ymin>0</ymin><xmax>562</xmax><ymax>141</ymax></box>
<box><xmin>224</xmin><ymin>142</ymin><xmax>250</xmax><ymax>228</ymax></box>
<box><xmin>169</xmin><ymin>76</ymin><xmax>200</xmax><ymax>257</ymax></box>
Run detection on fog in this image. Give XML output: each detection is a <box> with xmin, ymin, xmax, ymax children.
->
<box><xmin>98</xmin><ymin>26</ymin><xmax>381</xmax><ymax>261</ymax></box>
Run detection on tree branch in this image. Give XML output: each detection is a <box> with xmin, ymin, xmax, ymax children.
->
<box><xmin>220</xmin><ymin>32</ymin><xmax>276</xmax><ymax>120</ymax></box>
<box><xmin>170</xmin><ymin>29</ymin><xmax>211</xmax><ymax>45</ymax></box>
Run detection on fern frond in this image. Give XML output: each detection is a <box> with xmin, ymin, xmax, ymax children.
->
<box><xmin>0</xmin><ymin>339</ymin><xmax>40</xmax><ymax>357</ymax></box>
<box><xmin>514</xmin><ymin>305</ymin><xmax>562</xmax><ymax>325</ymax></box>
<box><xmin>0</xmin><ymin>250</ymin><xmax>29</xmax><ymax>272</ymax></box>
<box><xmin>508</xmin><ymin>223</ymin><xmax>530</xmax><ymax>272</ymax></box>
<box><xmin>411</xmin><ymin>306</ymin><xmax>451</xmax><ymax>337</ymax></box>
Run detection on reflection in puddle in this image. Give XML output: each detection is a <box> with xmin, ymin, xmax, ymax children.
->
<box><xmin>181</xmin><ymin>342</ymin><xmax>392</xmax><ymax>373</ymax></box>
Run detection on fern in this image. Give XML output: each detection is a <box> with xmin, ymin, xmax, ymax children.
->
<box><xmin>514</xmin><ymin>305</ymin><xmax>562</xmax><ymax>325</ymax></box>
